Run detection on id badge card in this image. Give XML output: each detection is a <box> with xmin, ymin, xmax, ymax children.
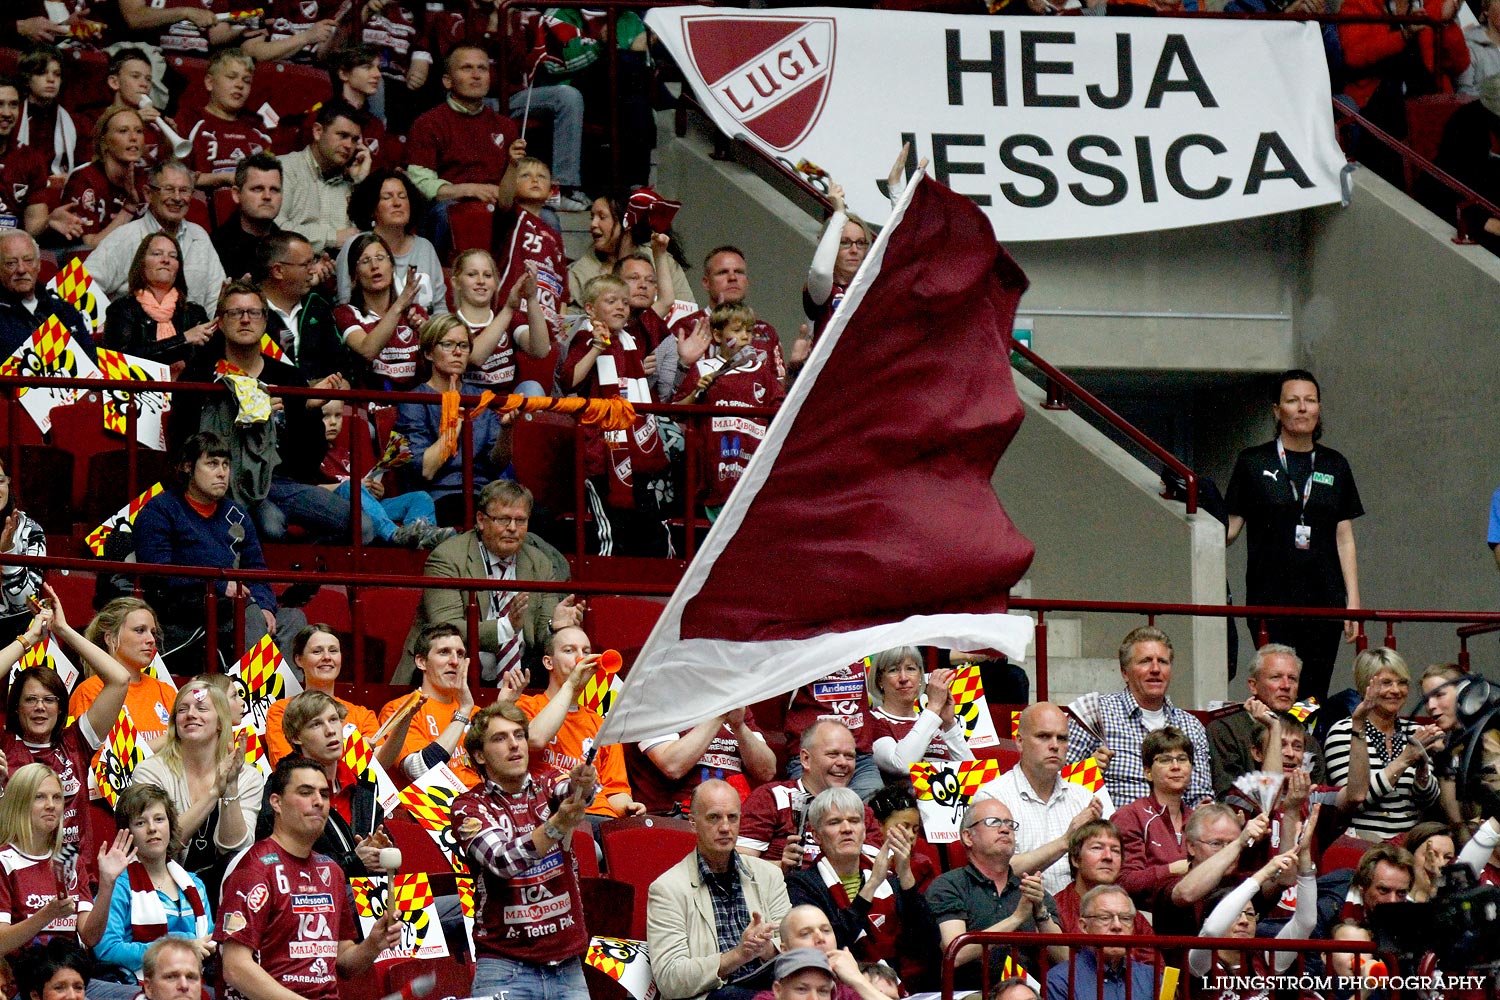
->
<box><xmin>1294</xmin><ymin>524</ymin><xmax>1312</xmax><ymax>550</ymax></box>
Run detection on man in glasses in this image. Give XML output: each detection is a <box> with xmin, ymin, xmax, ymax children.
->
<box><xmin>254</xmin><ymin>230</ymin><xmax>347</xmax><ymax>381</ymax></box>
<box><xmin>926</xmin><ymin>799</ymin><xmax>1065</xmax><ymax>991</ymax></box>
<box><xmin>0</xmin><ymin>228</ymin><xmax>94</xmax><ymax>361</ymax></box>
<box><xmin>394</xmin><ymin>480</ymin><xmax>581</xmax><ymax>685</ymax></box>
<box><xmin>173</xmin><ymin>280</ymin><xmax>368</xmax><ymax>549</ymax></box>
<box><xmin>85</xmin><ymin>158</ymin><xmax>227</xmax><ymax>312</ymax></box>
<box><xmin>1043</xmin><ymin>885</ymin><xmax>1157</xmax><ymax>1000</ymax></box>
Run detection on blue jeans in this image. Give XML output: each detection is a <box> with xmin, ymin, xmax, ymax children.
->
<box><xmin>258</xmin><ymin>478</ymin><xmax>376</xmax><ymax>545</ymax></box>
<box><xmin>331</xmin><ymin>481</ymin><xmax>435</xmax><ymax>542</ymax></box>
<box><xmin>471</xmin><ymin>956</ymin><xmax>588</xmax><ymax>1000</ymax></box>
<box><xmin>508</xmin><ymin>84</ymin><xmax>584</xmax><ymax>187</ymax></box>
<box><xmin>785</xmin><ymin>751</ymin><xmax>884</xmax><ymax>801</ymax></box>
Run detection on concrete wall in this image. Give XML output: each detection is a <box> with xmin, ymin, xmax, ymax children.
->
<box><xmin>1296</xmin><ymin>170</ymin><xmax>1500</xmax><ymax>688</ymax></box>
<box><xmin>1004</xmin><ymin>376</ymin><xmax>1230</xmax><ymax>709</ymax></box>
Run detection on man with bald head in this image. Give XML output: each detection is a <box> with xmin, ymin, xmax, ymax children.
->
<box><xmin>647</xmin><ymin>779</ymin><xmax>792</xmax><ymax>1000</ymax></box>
<box><xmin>977</xmin><ymin>702</ymin><xmax>1106</xmax><ymax>894</ymax></box>
<box><xmin>926</xmin><ymin>799</ymin><xmax>1065</xmax><ymax>990</ymax></box>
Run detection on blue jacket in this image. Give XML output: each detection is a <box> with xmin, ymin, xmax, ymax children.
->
<box><xmin>133</xmin><ymin>487</ymin><xmax>277</xmax><ymax>615</ymax></box>
<box><xmin>95</xmin><ymin>866</ymin><xmax>212</xmax><ymax>978</ymax></box>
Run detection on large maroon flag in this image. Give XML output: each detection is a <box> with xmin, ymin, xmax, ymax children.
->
<box><xmin>597</xmin><ymin>175</ymin><xmax>1036</xmax><ymax>745</ymax></box>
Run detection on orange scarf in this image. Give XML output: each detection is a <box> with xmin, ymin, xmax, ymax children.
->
<box><xmin>135</xmin><ymin>287</ymin><xmax>179</xmax><ymax>341</ymax></box>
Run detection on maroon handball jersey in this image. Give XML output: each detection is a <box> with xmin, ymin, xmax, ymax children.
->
<box><xmin>217</xmin><ymin>839</ymin><xmax>357</xmax><ymax>1000</ymax></box>
<box><xmin>675</xmin><ymin>347</ymin><xmax>783</xmax><ymax>509</ymax></box>
<box><xmin>183</xmin><ymin>111</ymin><xmax>273</xmax><ymax>178</ymax></box>
<box><xmin>334</xmin><ymin>302</ymin><xmax>429</xmax><ymax>391</ymax></box>
<box><xmin>628</xmin><ymin>712</ymin><xmax>767</xmax><ymax>814</ymax></box>
<box><xmin>494</xmin><ymin>207</ymin><xmax>566</xmax><ymax>348</ymax></box>
<box><xmin>0</xmin><ymin>843</ymin><xmax>94</xmax><ymax>942</ymax></box>
<box><xmin>671</xmin><ymin>310</ymin><xmax>787</xmax><ymax>385</ymax></box>
<box><xmin>3</xmin><ymin>727</ymin><xmax>100</xmax><ymax>892</ymax></box>
<box><xmin>63</xmin><ymin>163</ymin><xmax>144</xmax><ymax>237</ymax></box>
<box><xmin>867</xmin><ymin>707</ymin><xmax>962</xmax><ymax>763</ymax></box>
<box><xmin>784</xmin><ymin>662</ymin><xmax>876</xmax><ymax>757</ymax></box>
<box><xmin>406</xmin><ymin>102</ymin><xmax>517</xmax><ymax>188</ymax></box>
<box><xmin>451</xmin><ymin>775</ymin><xmax>589</xmax><ymax>965</ymax></box>
<box><xmin>0</xmin><ymin>143</ymin><xmax>47</xmax><ymax>231</ymax></box>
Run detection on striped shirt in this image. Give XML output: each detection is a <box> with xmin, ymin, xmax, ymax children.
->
<box><xmin>1324</xmin><ymin>716</ymin><xmax>1438</xmax><ymax>840</ymax></box>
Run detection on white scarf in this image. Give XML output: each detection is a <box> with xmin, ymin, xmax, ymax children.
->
<box><xmin>17</xmin><ymin>100</ymin><xmax>78</xmax><ymax>177</ymax></box>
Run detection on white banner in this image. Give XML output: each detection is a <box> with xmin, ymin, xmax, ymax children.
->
<box><xmin>648</xmin><ymin>8</ymin><xmax>1345</xmax><ymax>239</ymax></box>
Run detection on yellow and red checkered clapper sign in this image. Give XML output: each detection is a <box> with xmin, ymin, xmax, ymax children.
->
<box><xmin>240</xmin><ymin>727</ymin><xmax>269</xmax><ymax>775</ymax></box>
<box><xmin>910</xmin><ymin>759</ymin><xmax>1002</xmax><ymax>802</ymax></box>
<box><xmin>32</xmin><ymin>314</ymin><xmax>72</xmax><ymax>368</ymax></box>
<box><xmin>339</xmin><ymin>726</ymin><xmax>374</xmax><ymax>788</ymax></box>
<box><xmin>586</xmin><ymin>937</ymin><xmax>658</xmax><ymax>1000</ymax></box>
<box><xmin>396</xmin><ymin>763</ymin><xmax>469</xmax><ymax>874</ymax></box>
<box><xmin>233</xmin><ymin>635</ymin><xmax>301</xmax><ymax>735</ymax></box>
<box><xmin>93</xmin><ymin>713</ymin><xmax>149</xmax><ymax>806</ymax></box>
<box><xmin>948</xmin><ymin>664</ymin><xmax>1001</xmax><ymax>748</ymax></box>
<box><xmin>85</xmin><ymin>482</ymin><xmax>165</xmax><ymax>556</ymax></box>
<box><xmin>392</xmin><ymin>872</ymin><xmax>435</xmax><ymax>915</ymax></box>
<box><xmin>1061</xmin><ymin>757</ymin><xmax>1106</xmax><ymax>793</ymax></box>
<box><xmin>259</xmin><ymin>333</ymin><xmax>285</xmax><ymax>361</ymax></box>
<box><xmin>49</xmin><ymin>258</ymin><xmax>107</xmax><ymax>332</ymax></box>
<box><xmin>97</xmin><ymin>348</ymin><xmax>142</xmax><ymax>434</ymax></box>
<box><xmin>1011</xmin><ymin>709</ymin><xmax>1022</xmax><ymax>741</ymax></box>
<box><xmin>214</xmin><ymin>359</ymin><xmax>248</xmax><ymax>377</ymax></box>
<box><xmin>1288</xmin><ymin>698</ymin><xmax>1318</xmax><ymax>723</ymax></box>
<box><xmin>577</xmin><ymin>650</ymin><xmax>624</xmax><ymax>717</ymax></box>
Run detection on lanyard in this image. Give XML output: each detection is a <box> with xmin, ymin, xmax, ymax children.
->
<box><xmin>1276</xmin><ymin>437</ymin><xmax>1316</xmax><ymax>523</ymax></box>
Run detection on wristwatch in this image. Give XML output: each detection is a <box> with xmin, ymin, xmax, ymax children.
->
<box><xmin>543</xmin><ymin>820</ymin><xmax>565</xmax><ymax>842</ymax></box>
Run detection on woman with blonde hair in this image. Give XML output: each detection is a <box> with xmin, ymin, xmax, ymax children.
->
<box><xmin>1325</xmin><ymin>647</ymin><xmax>1443</xmax><ymax>840</ymax></box>
<box><xmin>93</xmin><ymin>783</ymin><xmax>212</xmax><ymax>998</ymax></box>
<box><xmin>68</xmin><ymin>598</ymin><xmax>178</xmax><ymax>762</ymax></box>
<box><xmin>131</xmin><ymin>679</ymin><xmax>263</xmax><ymax>901</ymax></box>
<box><xmin>451</xmin><ymin>248</ymin><xmax>549</xmax><ymax>396</ymax></box>
<box><xmin>0</xmin><ymin>763</ymin><xmax>134</xmax><ymax>955</ymax></box>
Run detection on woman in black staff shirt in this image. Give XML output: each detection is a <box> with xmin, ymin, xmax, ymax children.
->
<box><xmin>1225</xmin><ymin>369</ymin><xmax>1364</xmax><ymax>702</ymax></box>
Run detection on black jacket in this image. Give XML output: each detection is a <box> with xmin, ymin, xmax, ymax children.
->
<box><xmin>0</xmin><ymin>286</ymin><xmax>96</xmax><ymax>363</ymax></box>
<box><xmin>101</xmin><ymin>293</ymin><xmax>209</xmax><ymax>366</ymax></box>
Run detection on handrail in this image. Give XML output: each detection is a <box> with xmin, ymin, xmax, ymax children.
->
<box><xmin>1330</xmin><ymin>99</ymin><xmax>1500</xmax><ymax>246</ymax></box>
<box><xmin>1456</xmin><ymin>620</ymin><xmax>1500</xmax><ymax>671</ymax></box>
<box><xmin>1009</xmin><ymin>340</ymin><xmax>1197</xmax><ymax>514</ymax></box>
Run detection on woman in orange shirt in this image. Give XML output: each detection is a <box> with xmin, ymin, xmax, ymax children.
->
<box><xmin>264</xmin><ymin>625</ymin><xmax>380</xmax><ymax>765</ymax></box>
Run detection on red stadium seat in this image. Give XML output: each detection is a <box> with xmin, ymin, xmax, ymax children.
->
<box><xmin>353</xmin><ymin>587</ymin><xmax>422</xmax><ymax>682</ymax></box>
<box><xmin>383</xmin><ymin>955</ymin><xmax>475</xmax><ymax>1000</ymax></box>
<box><xmin>578</xmin><ymin>876</ymin><xmax>632</xmax><ymax>936</ymax></box>
<box><xmin>82</xmin><ymin>449</ymin><xmax>175</xmax><ymax>528</ymax></box>
<box><xmin>585</xmin><ymin>595</ymin><xmax>665</xmax><ymax>672</ymax></box>
<box><xmin>510</xmin><ymin>411</ymin><xmax>577</xmax><ymax>516</ymax></box>
<box><xmin>1322</xmin><ymin>834</ymin><xmax>1371</xmax><ymax>873</ymax></box>
<box><xmin>598</xmin><ymin>816</ymin><xmax>695</xmax><ymax>939</ymax></box>
<box><xmin>1406</xmin><ymin>94</ymin><xmax>1474</xmax><ymax>166</ymax></box>
<box><xmin>447</xmin><ymin>201</ymin><xmax>497</xmax><ymax>259</ymax></box>
<box><xmin>46</xmin><ymin>399</ymin><xmax>115</xmax><ymax>506</ymax></box>
<box><xmin>15</xmin><ymin>445</ymin><xmax>74</xmax><ymax>530</ymax></box>
<box><xmin>573</xmin><ymin>828</ymin><xmax>601</xmax><ymax>878</ymax></box>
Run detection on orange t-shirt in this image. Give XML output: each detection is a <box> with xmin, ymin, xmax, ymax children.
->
<box><xmin>68</xmin><ymin>674</ymin><xmax>177</xmax><ymax>771</ymax></box>
<box><xmin>515</xmin><ymin>691</ymin><xmax>631</xmax><ymax>817</ymax></box>
<box><xmin>376</xmin><ymin>691</ymin><xmax>480</xmax><ymax>789</ymax></box>
<box><xmin>265</xmin><ymin>695</ymin><xmax>379</xmax><ymax>765</ymax></box>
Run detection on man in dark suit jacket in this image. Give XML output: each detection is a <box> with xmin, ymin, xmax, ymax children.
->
<box><xmin>0</xmin><ymin>230</ymin><xmax>95</xmax><ymax>363</ymax></box>
<box><xmin>393</xmin><ymin>480</ymin><xmax>581</xmax><ymax>684</ymax></box>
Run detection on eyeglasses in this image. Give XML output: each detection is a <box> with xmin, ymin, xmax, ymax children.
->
<box><xmin>221</xmin><ymin>308</ymin><xmax>266</xmax><ymax>320</ymax></box>
<box><xmin>480</xmin><ymin>513</ymin><xmax>528</xmax><ymax>527</ymax></box>
<box><xmin>356</xmin><ymin>253</ymin><xmax>393</xmax><ymax>268</ymax></box>
<box><xmin>839</xmin><ymin>238</ymin><xmax>870</xmax><ymax>250</ymax></box>
<box><xmin>20</xmin><ymin>696</ymin><xmax>60</xmax><ymax>708</ymax></box>
<box><xmin>434</xmin><ymin>340</ymin><xmax>470</xmax><ymax>354</ymax></box>
<box><xmin>1194</xmin><ymin>838</ymin><xmax>1234</xmax><ymax>849</ymax></box>
<box><xmin>1079</xmin><ymin>912</ymin><xmax>1134</xmax><ymax>928</ymax></box>
<box><xmin>275</xmin><ymin>257</ymin><xmax>314</xmax><ymax>270</ymax></box>
<box><xmin>1152</xmin><ymin>754</ymin><xmax>1192</xmax><ymax>766</ymax></box>
<box><xmin>149</xmin><ymin>185</ymin><xmax>193</xmax><ymax>198</ymax></box>
<box><xmin>967</xmin><ymin>817</ymin><xmax>1019</xmax><ymax>832</ymax></box>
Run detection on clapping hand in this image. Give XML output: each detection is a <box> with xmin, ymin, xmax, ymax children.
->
<box><xmin>354</xmin><ymin>826</ymin><xmax>394</xmax><ymax>870</ymax></box>
<box><xmin>675</xmin><ymin>316</ymin><xmax>712</xmax><ymax>368</ymax></box>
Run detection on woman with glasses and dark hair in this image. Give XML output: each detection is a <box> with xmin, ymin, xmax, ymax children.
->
<box><xmin>101</xmin><ymin>230</ymin><xmax>216</xmax><ymax>368</ymax></box>
<box><xmin>336</xmin><ymin>231</ymin><xmax>430</xmax><ymax>391</ymax></box>
<box><xmin>0</xmin><ymin>583</ymin><xmax>132</xmax><ymax>897</ymax></box>
<box><xmin>335</xmin><ymin>169</ymin><xmax>445</xmax><ymax>315</ymax></box>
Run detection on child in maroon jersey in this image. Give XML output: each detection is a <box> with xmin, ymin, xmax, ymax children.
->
<box><xmin>17</xmin><ymin>47</ymin><xmax>89</xmax><ymax>182</ymax></box>
<box><xmin>494</xmin><ymin>155</ymin><xmax>567</xmax><ymax>351</ymax></box>
<box><xmin>183</xmin><ymin>49</ymin><xmax>272</xmax><ymax>191</ymax></box>
<box><xmin>675</xmin><ymin>302</ymin><xmax>785</xmax><ymax>515</ymax></box>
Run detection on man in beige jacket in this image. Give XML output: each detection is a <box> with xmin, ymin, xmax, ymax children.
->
<box><xmin>648</xmin><ymin>779</ymin><xmax>792</xmax><ymax>1000</ymax></box>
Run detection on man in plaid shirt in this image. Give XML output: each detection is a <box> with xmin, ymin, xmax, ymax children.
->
<box><xmin>1064</xmin><ymin>626</ymin><xmax>1214</xmax><ymax>808</ymax></box>
<box><xmin>452</xmin><ymin>701</ymin><xmax>595</xmax><ymax>999</ymax></box>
